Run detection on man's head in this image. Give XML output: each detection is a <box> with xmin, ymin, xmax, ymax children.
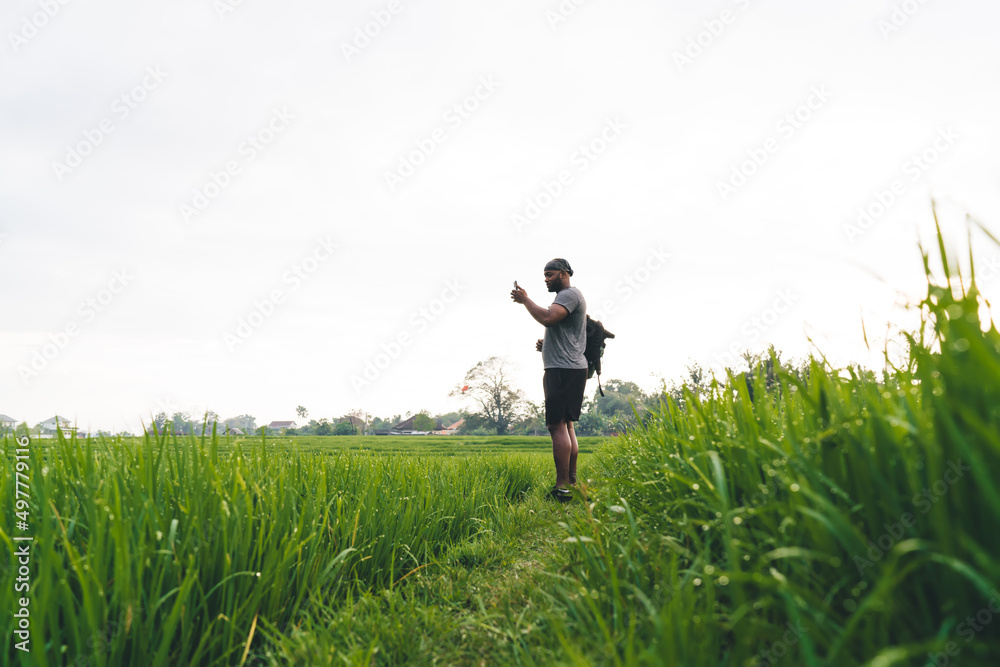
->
<box><xmin>544</xmin><ymin>258</ymin><xmax>573</xmax><ymax>292</ymax></box>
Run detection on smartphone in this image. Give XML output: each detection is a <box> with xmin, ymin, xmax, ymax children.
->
<box><xmin>514</xmin><ymin>281</ymin><xmax>520</xmax><ymax>290</ymax></box>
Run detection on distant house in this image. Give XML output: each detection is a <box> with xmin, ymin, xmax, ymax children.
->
<box><xmin>391</xmin><ymin>416</ymin><xmax>444</xmax><ymax>435</ymax></box>
<box><xmin>432</xmin><ymin>419</ymin><xmax>464</xmax><ymax>436</ymax></box>
<box><xmin>225</xmin><ymin>426</ymin><xmax>245</xmax><ymax>436</ymax></box>
<box><xmin>0</xmin><ymin>414</ymin><xmax>16</xmax><ymax>433</ymax></box>
<box><xmin>38</xmin><ymin>415</ymin><xmax>74</xmax><ymax>438</ymax></box>
<box><xmin>267</xmin><ymin>421</ymin><xmax>298</xmax><ymax>434</ymax></box>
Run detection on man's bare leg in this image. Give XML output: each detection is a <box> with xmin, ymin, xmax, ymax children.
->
<box><xmin>566</xmin><ymin>422</ymin><xmax>580</xmax><ymax>486</ymax></box>
<box><xmin>567</xmin><ymin>421</ymin><xmax>579</xmax><ymax>486</ymax></box>
<box><xmin>548</xmin><ymin>421</ymin><xmax>573</xmax><ymax>488</ymax></box>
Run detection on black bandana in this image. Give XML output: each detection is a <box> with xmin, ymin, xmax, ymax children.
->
<box><xmin>544</xmin><ymin>258</ymin><xmax>573</xmax><ymax>276</ymax></box>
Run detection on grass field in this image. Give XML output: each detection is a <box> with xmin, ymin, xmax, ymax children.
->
<box><xmin>217</xmin><ymin>434</ymin><xmax>608</xmax><ymax>456</ymax></box>
<box><xmin>3</xmin><ymin>229</ymin><xmax>999</xmax><ymax>665</ymax></box>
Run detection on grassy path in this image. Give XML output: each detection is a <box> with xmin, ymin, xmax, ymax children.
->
<box><xmin>266</xmin><ymin>489</ymin><xmax>596</xmax><ymax>666</ymax></box>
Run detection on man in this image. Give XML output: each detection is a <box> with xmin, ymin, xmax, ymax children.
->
<box><xmin>510</xmin><ymin>258</ymin><xmax>587</xmax><ymax>502</ymax></box>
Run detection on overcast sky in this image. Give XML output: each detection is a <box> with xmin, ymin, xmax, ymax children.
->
<box><xmin>2</xmin><ymin>0</ymin><xmax>999</xmax><ymax>434</ymax></box>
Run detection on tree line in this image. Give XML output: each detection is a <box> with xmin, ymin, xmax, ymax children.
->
<box><xmin>145</xmin><ymin>352</ymin><xmax>801</xmax><ymax>439</ymax></box>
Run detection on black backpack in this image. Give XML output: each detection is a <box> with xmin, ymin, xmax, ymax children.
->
<box><xmin>585</xmin><ymin>315</ymin><xmax>615</xmax><ymax>396</ymax></box>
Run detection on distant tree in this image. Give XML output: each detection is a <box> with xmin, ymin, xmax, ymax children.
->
<box><xmin>457</xmin><ymin>412</ymin><xmax>491</xmax><ymax>436</ymax></box>
<box><xmin>195</xmin><ymin>410</ymin><xmax>220</xmax><ymax>435</ymax></box>
<box><xmin>314</xmin><ymin>419</ymin><xmax>332</xmax><ymax>436</ymax></box>
<box><xmin>153</xmin><ymin>412</ymin><xmax>168</xmax><ymax>433</ymax></box>
<box><xmin>451</xmin><ymin>357</ymin><xmax>525</xmax><ymax>435</ymax></box>
<box><xmin>226</xmin><ymin>414</ymin><xmax>257</xmax><ymax>434</ymax></box>
<box><xmin>171</xmin><ymin>412</ymin><xmax>192</xmax><ymax>435</ymax></box>
<box><xmin>514</xmin><ymin>401</ymin><xmax>545</xmax><ymax>436</ymax></box>
<box><xmin>296</xmin><ymin>405</ymin><xmax>308</xmax><ymax>420</ymax></box>
<box><xmin>412</xmin><ymin>412</ymin><xmax>436</xmax><ymax>431</ymax></box>
<box><xmin>333</xmin><ymin>421</ymin><xmax>356</xmax><ymax>435</ymax></box>
<box><xmin>593</xmin><ymin>380</ymin><xmax>645</xmax><ymax>416</ymax></box>
<box><xmin>575</xmin><ymin>408</ymin><xmax>608</xmax><ymax>437</ymax></box>
<box><xmin>347</xmin><ymin>409</ymin><xmax>369</xmax><ymax>434</ymax></box>
<box><xmin>434</xmin><ymin>411</ymin><xmax>464</xmax><ymax>428</ymax></box>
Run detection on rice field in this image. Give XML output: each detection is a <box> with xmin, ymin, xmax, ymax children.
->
<box><xmin>3</xmin><ymin>227</ymin><xmax>999</xmax><ymax>665</ymax></box>
<box><xmin>215</xmin><ymin>434</ymin><xmax>607</xmax><ymax>455</ymax></box>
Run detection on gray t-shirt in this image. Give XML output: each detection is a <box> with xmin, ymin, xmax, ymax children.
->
<box><xmin>542</xmin><ymin>286</ymin><xmax>587</xmax><ymax>369</ymax></box>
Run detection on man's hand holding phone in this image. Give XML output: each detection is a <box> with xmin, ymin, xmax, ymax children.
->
<box><xmin>511</xmin><ymin>280</ymin><xmax>527</xmax><ymax>304</ymax></box>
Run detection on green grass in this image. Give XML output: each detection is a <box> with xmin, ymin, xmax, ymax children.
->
<box><xmin>544</xmin><ymin>221</ymin><xmax>1000</xmax><ymax>665</ymax></box>
<box><xmin>223</xmin><ymin>434</ymin><xmax>606</xmax><ymax>455</ymax></box>
<box><xmin>3</xmin><ymin>217</ymin><xmax>1000</xmax><ymax>665</ymax></box>
<box><xmin>23</xmin><ymin>434</ymin><xmax>604</xmax><ymax>457</ymax></box>
<box><xmin>0</xmin><ymin>433</ymin><xmax>558</xmax><ymax>666</ymax></box>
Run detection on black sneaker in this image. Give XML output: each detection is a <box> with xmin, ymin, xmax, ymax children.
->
<box><xmin>548</xmin><ymin>487</ymin><xmax>572</xmax><ymax>503</ymax></box>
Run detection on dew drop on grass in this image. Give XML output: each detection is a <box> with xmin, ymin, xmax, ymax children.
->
<box><xmin>789</xmin><ymin>484</ymin><xmax>800</xmax><ymax>492</ymax></box>
<box><xmin>693</xmin><ymin>578</ymin><xmax>702</xmax><ymax>586</ymax></box>
<box><xmin>733</xmin><ymin>517</ymin><xmax>743</xmax><ymax>525</ymax></box>
<box><xmin>692</xmin><ymin>483</ymin><xmax>700</xmax><ymax>490</ymax></box>
<box><xmin>704</xmin><ymin>565</ymin><xmax>715</xmax><ymax>574</ymax></box>
<box><xmin>717</xmin><ymin>576</ymin><xmax>729</xmax><ymax>586</ymax></box>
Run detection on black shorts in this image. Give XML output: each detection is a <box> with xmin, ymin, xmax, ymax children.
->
<box><xmin>543</xmin><ymin>368</ymin><xmax>588</xmax><ymax>426</ymax></box>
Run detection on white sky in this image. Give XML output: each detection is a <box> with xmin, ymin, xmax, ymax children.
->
<box><xmin>2</xmin><ymin>0</ymin><xmax>999</xmax><ymax>434</ymax></box>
